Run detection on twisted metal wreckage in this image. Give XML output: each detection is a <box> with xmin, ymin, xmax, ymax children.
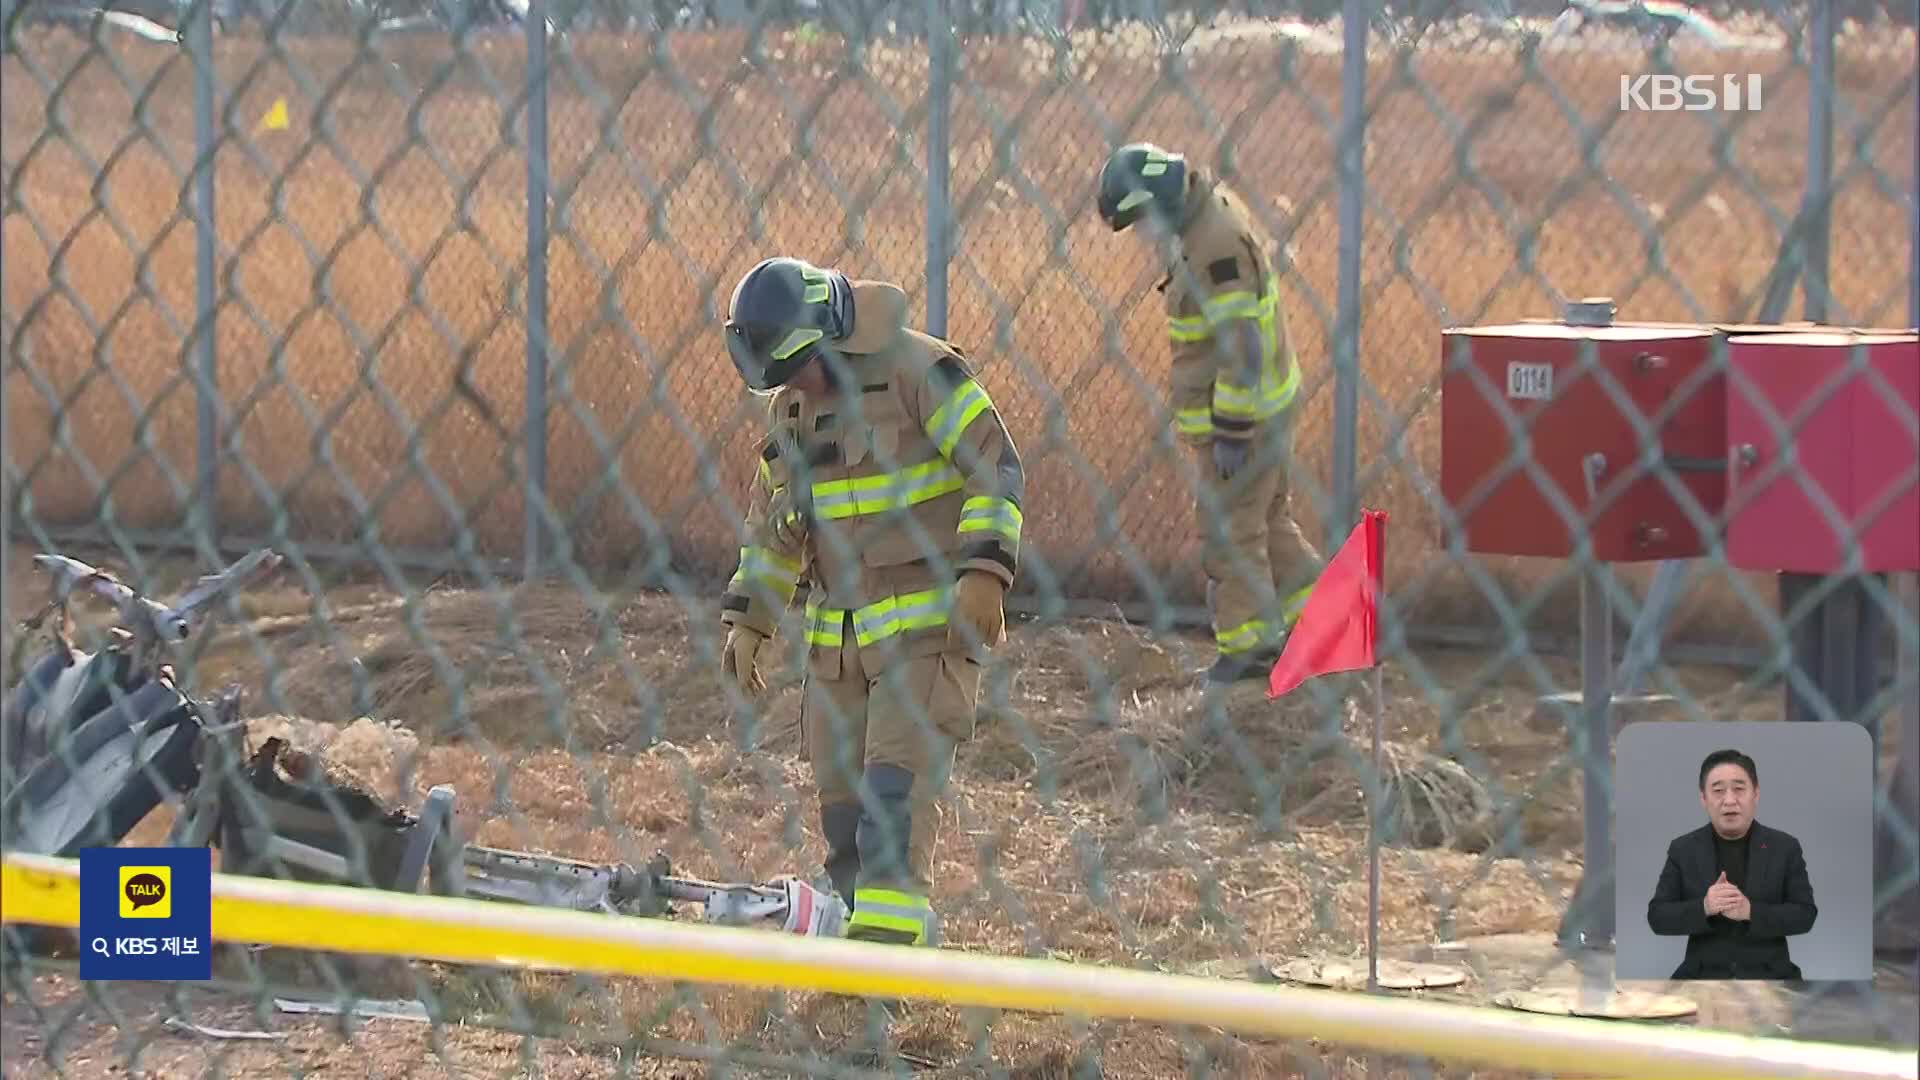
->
<box><xmin>0</xmin><ymin>547</ymin><xmax>850</xmax><ymax>948</ymax></box>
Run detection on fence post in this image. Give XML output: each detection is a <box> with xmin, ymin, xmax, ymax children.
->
<box><xmin>1879</xmin><ymin>73</ymin><xmax>1920</xmax><ymax>963</ymax></box>
<box><xmin>189</xmin><ymin>0</ymin><xmax>220</xmax><ymax>549</ymax></box>
<box><xmin>524</xmin><ymin>0</ymin><xmax>552</xmax><ymax>581</ymax></box>
<box><xmin>1329</xmin><ymin>0</ymin><xmax>1366</xmax><ymax>545</ymax></box>
<box><xmin>1803</xmin><ymin>0</ymin><xmax>1833</xmax><ymax>323</ymax></box>
<box><xmin>1780</xmin><ymin>0</ymin><xmax>1847</xmax><ymax>729</ymax></box>
<box><xmin>1337</xmin><ymin>0</ymin><xmax>1374</xmax><ymax>1007</ymax></box>
<box><xmin>925</xmin><ymin>0</ymin><xmax>952</xmax><ymax>338</ymax></box>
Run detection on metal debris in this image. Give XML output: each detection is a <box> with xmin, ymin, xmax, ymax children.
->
<box><xmin>273</xmin><ymin>997</ymin><xmax>433</xmax><ymax>1023</ymax></box>
<box><xmin>162</xmin><ymin>1016</ymin><xmax>288</xmax><ymax>1041</ymax></box>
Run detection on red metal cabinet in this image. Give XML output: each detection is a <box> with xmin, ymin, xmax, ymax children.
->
<box><xmin>1725</xmin><ymin>331</ymin><xmax>1920</xmax><ymax>573</ymax></box>
<box><xmin>1439</xmin><ymin>322</ymin><xmax>1726</xmax><ymax>562</ymax></box>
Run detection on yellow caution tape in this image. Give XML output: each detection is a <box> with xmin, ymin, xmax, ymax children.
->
<box><xmin>2</xmin><ymin>852</ymin><xmax>1911</xmax><ymax>1080</ymax></box>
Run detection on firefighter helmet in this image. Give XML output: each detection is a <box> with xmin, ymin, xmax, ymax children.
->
<box><xmin>1095</xmin><ymin>142</ymin><xmax>1189</xmax><ymax>233</ymax></box>
<box><xmin>723</xmin><ymin>257</ymin><xmax>855</xmax><ymax>393</ymax></box>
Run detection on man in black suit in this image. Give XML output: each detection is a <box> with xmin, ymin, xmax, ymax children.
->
<box><xmin>1646</xmin><ymin>748</ymin><xmax>1818</xmax><ymax>980</ymax></box>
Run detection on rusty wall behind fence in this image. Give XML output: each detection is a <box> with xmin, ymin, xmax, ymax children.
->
<box><xmin>3</xmin><ymin>10</ymin><xmax>1916</xmax><ymax>647</ymax></box>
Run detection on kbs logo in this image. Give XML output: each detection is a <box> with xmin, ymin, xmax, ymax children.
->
<box><xmin>118</xmin><ymin>865</ymin><xmax>171</xmax><ymax>919</ymax></box>
<box><xmin>1619</xmin><ymin>74</ymin><xmax>1763</xmax><ymax>112</ymax></box>
<box><xmin>81</xmin><ymin>847</ymin><xmax>211</xmax><ymax>980</ymax></box>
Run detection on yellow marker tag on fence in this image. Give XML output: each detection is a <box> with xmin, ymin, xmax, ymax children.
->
<box><xmin>256</xmin><ymin>97</ymin><xmax>289</xmax><ymax>133</ymax></box>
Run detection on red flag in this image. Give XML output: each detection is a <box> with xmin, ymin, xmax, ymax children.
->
<box><xmin>1267</xmin><ymin>509</ymin><xmax>1388</xmax><ymax>699</ymax></box>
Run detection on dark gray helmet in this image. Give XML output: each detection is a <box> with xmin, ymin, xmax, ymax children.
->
<box><xmin>723</xmin><ymin>257</ymin><xmax>855</xmax><ymax>393</ymax></box>
<box><xmin>1096</xmin><ymin>142</ymin><xmax>1188</xmax><ymax>232</ymax></box>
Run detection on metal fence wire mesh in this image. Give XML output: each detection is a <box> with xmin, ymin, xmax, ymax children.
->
<box><xmin>2</xmin><ymin>0</ymin><xmax>1919</xmax><ymax>1073</ymax></box>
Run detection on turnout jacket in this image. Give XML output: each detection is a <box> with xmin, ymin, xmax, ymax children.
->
<box><xmin>720</xmin><ymin>280</ymin><xmax>1025</xmax><ymax>677</ymax></box>
<box><xmin>1160</xmin><ymin>171</ymin><xmax>1302</xmax><ymax>446</ymax></box>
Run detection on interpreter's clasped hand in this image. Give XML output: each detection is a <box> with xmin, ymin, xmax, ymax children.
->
<box><xmin>1703</xmin><ymin>871</ymin><xmax>1748</xmax><ymax>919</ymax></box>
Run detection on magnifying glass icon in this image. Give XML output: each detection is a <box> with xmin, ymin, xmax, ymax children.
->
<box><xmin>89</xmin><ymin>937</ymin><xmax>110</xmax><ymax>958</ymax></box>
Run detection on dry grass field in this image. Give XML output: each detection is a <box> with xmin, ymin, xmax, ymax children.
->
<box><xmin>2</xmin><ymin>19</ymin><xmax>1914</xmax><ymax>650</ymax></box>
<box><xmin>0</xmin><ymin>542</ymin><xmax>1824</xmax><ymax>1079</ymax></box>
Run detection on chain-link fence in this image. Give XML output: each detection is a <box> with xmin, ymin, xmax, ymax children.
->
<box><xmin>3</xmin><ymin>0</ymin><xmax>1919</xmax><ymax>1073</ymax></box>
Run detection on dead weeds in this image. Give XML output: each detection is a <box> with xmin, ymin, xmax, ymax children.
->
<box><xmin>0</xmin><ymin>540</ymin><xmax>1741</xmax><ymax>1075</ymax></box>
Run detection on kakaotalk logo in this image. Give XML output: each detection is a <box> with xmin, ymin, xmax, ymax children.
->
<box><xmin>119</xmin><ymin>866</ymin><xmax>172</xmax><ymax>919</ymax></box>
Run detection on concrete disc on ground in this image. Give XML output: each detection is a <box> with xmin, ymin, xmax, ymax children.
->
<box><xmin>1492</xmin><ymin>987</ymin><xmax>1698</xmax><ymax>1020</ymax></box>
<box><xmin>1270</xmin><ymin>957</ymin><xmax>1469</xmax><ymax>991</ymax></box>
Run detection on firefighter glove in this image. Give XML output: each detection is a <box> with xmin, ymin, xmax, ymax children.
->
<box><xmin>952</xmin><ymin>570</ymin><xmax>1007</xmax><ymax>648</ymax></box>
<box><xmin>768</xmin><ymin>487</ymin><xmax>808</xmax><ymax>551</ymax></box>
<box><xmin>1212</xmin><ymin>436</ymin><xmax>1249</xmax><ymax>480</ymax></box>
<box><xmin>721</xmin><ymin>624</ymin><xmax>769</xmax><ymax>696</ymax></box>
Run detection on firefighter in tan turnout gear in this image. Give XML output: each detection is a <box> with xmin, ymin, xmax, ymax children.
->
<box><xmin>715</xmin><ymin>256</ymin><xmax>1024</xmax><ymax>949</ymax></box>
<box><xmin>1096</xmin><ymin>142</ymin><xmax>1322</xmax><ymax>684</ymax></box>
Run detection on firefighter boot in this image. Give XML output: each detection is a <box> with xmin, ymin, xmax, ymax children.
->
<box><xmin>842</xmin><ymin>763</ymin><xmax>929</xmax><ymax>1025</ymax></box>
<box><xmin>1203</xmin><ymin>580</ymin><xmax>1287</xmax><ymax>685</ymax></box>
<box><xmin>1207</xmin><ymin>638</ymin><xmax>1287</xmax><ymax>684</ymax></box>
<box><xmin>820</xmin><ymin>800</ymin><xmax>861</xmax><ymax>910</ymax></box>
<box><xmin>845</xmin><ymin>764</ymin><xmax>935</xmax><ymax>947</ymax></box>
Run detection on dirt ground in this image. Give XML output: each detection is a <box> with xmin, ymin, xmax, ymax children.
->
<box><xmin>10</xmin><ymin>541</ymin><xmax>1904</xmax><ymax>1079</ymax></box>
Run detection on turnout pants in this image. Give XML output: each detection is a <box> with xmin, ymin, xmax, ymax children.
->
<box><xmin>802</xmin><ymin>619</ymin><xmax>981</xmax><ymax>945</ymax></box>
<box><xmin>1193</xmin><ymin>408</ymin><xmax>1323</xmax><ymax>660</ymax></box>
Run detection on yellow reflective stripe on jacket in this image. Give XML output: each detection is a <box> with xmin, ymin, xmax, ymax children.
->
<box><xmin>804</xmin><ymin>589</ymin><xmax>954</xmax><ymax>650</ymax></box>
<box><xmin>810</xmin><ymin>460</ymin><xmax>965</xmax><ymax>521</ymax></box>
<box><xmin>728</xmin><ymin>545</ymin><xmax>802</xmax><ymax>600</ymax></box>
<box><xmin>803</xmin><ymin>601</ymin><xmax>845</xmax><ymax>647</ymax></box>
<box><xmin>1200</xmin><ymin>288</ymin><xmax>1264</xmax><ymax>323</ymax></box>
<box><xmin>851</xmin><ymin>587</ymin><xmax>953</xmax><ymax>647</ymax></box>
<box><xmin>849</xmin><ymin>886</ymin><xmax>932</xmax><ymax>944</ymax></box>
<box><xmin>957</xmin><ymin>496</ymin><xmax>1021</xmax><ymax>544</ymax></box>
<box><xmin>1168</xmin><ymin>312</ymin><xmax>1210</xmax><ymax>342</ymax></box>
<box><xmin>1213</xmin><ymin>274</ymin><xmax>1299</xmax><ymax>420</ymax></box>
<box><xmin>1168</xmin><ymin>273</ymin><xmax>1301</xmax><ymax>433</ymax></box>
<box><xmin>1212</xmin><ymin>381</ymin><xmax>1266</xmax><ymax>421</ymax></box>
<box><xmin>925</xmin><ymin>377</ymin><xmax>993</xmax><ymax>458</ymax></box>
<box><xmin>1213</xmin><ymin>360</ymin><xmax>1300</xmax><ymax>421</ymax></box>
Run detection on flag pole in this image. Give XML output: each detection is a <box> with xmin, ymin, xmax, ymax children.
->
<box><xmin>1368</xmin><ymin>661</ymin><xmax>1383</xmax><ymax>996</ymax></box>
<box><xmin>1266</xmin><ymin>507</ymin><xmax>1389</xmax><ymax>999</ymax></box>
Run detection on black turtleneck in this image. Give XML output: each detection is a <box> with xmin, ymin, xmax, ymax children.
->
<box><xmin>1713</xmin><ymin>828</ymin><xmax>1751</xmax><ymax>890</ymax></box>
